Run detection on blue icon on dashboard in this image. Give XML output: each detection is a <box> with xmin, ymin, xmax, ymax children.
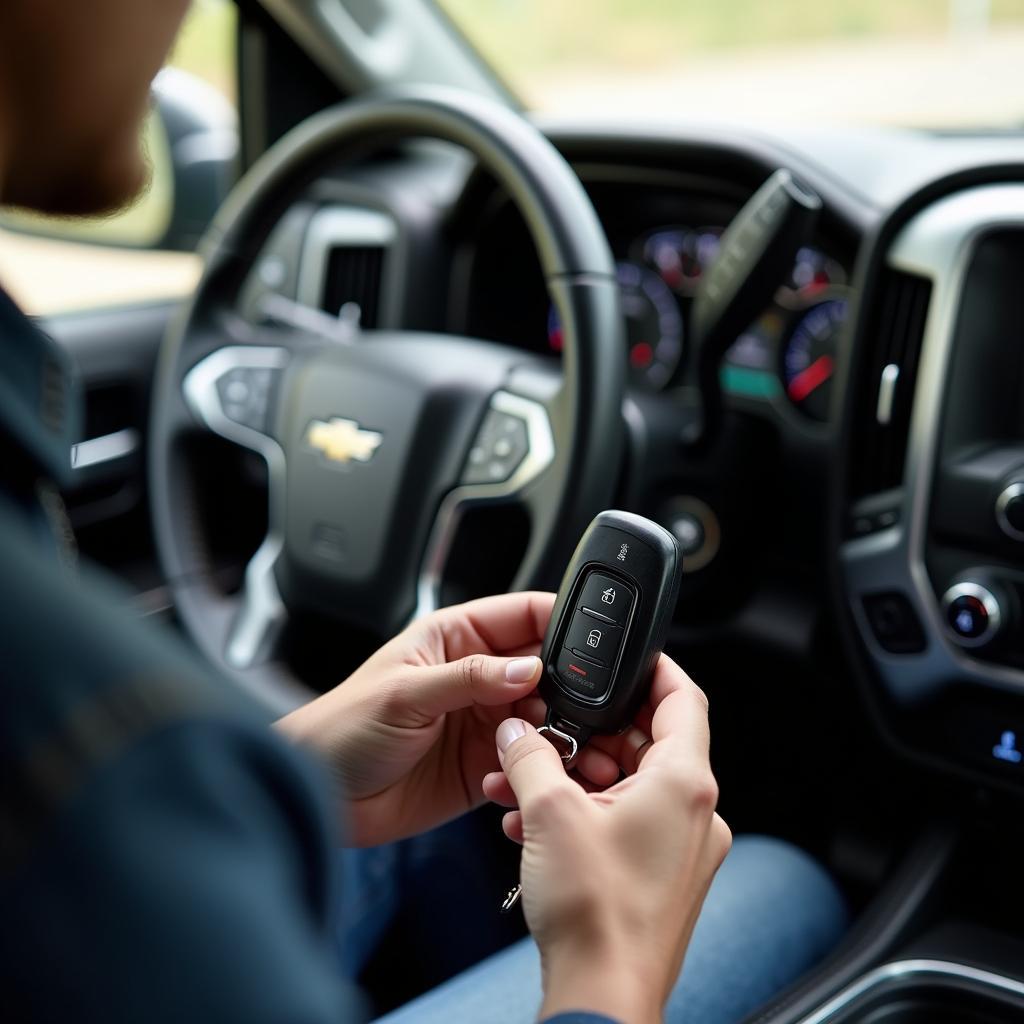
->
<box><xmin>992</xmin><ymin>730</ymin><xmax>1023</xmax><ymax>764</ymax></box>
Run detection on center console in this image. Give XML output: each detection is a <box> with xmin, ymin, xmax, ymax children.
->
<box><xmin>838</xmin><ymin>183</ymin><xmax>1024</xmax><ymax>788</ymax></box>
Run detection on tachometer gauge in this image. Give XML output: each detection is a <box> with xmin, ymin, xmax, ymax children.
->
<box><xmin>641</xmin><ymin>226</ymin><xmax>723</xmax><ymax>297</ymax></box>
<box><xmin>780</xmin><ymin>295</ymin><xmax>848</xmax><ymax>421</ymax></box>
<box><xmin>777</xmin><ymin>247</ymin><xmax>847</xmax><ymax>308</ymax></box>
<box><xmin>615</xmin><ymin>261</ymin><xmax>684</xmax><ymax>390</ymax></box>
<box><xmin>547</xmin><ymin>261</ymin><xmax>684</xmax><ymax>392</ymax></box>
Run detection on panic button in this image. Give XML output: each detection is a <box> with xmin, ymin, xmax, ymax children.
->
<box><xmin>579</xmin><ymin>572</ymin><xmax>633</xmax><ymax>626</ymax></box>
<box><xmin>556</xmin><ymin>648</ymin><xmax>612</xmax><ymax>700</ymax></box>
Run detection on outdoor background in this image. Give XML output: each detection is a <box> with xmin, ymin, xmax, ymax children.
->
<box><xmin>3</xmin><ymin>0</ymin><xmax>1024</xmax><ymax>315</ymax></box>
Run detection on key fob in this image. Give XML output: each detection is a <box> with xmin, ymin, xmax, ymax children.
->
<box><xmin>539</xmin><ymin>510</ymin><xmax>682</xmax><ymax>760</ymax></box>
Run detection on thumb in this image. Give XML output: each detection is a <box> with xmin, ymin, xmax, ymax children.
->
<box><xmin>496</xmin><ymin>719</ymin><xmax>573</xmax><ymax>815</ymax></box>
<box><xmin>410</xmin><ymin>654</ymin><xmax>542</xmax><ymax>718</ymax></box>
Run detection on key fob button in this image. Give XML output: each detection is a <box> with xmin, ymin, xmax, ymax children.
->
<box><xmin>563</xmin><ymin>609</ymin><xmax>622</xmax><ymax>667</ymax></box>
<box><xmin>556</xmin><ymin>649</ymin><xmax>612</xmax><ymax>701</ymax></box>
<box><xmin>578</xmin><ymin>572</ymin><xmax>633</xmax><ymax>627</ymax></box>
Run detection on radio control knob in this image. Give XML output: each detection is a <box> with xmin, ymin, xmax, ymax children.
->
<box><xmin>996</xmin><ymin>482</ymin><xmax>1024</xmax><ymax>541</ymax></box>
<box><xmin>941</xmin><ymin>581</ymin><xmax>1004</xmax><ymax>648</ymax></box>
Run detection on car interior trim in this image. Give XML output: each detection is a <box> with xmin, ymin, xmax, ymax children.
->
<box><xmin>841</xmin><ymin>184</ymin><xmax>1024</xmax><ymax>702</ymax></box>
<box><xmin>295</xmin><ymin>202</ymin><xmax>397</xmax><ymax>311</ymax></box>
<box><xmin>413</xmin><ymin>388</ymin><xmax>556</xmax><ymax>620</ymax></box>
<box><xmin>182</xmin><ymin>344</ymin><xmax>290</xmax><ymax>669</ymax></box>
<box><xmin>70</xmin><ymin>427</ymin><xmax>140</xmax><ymax>471</ymax></box>
<box><xmin>796</xmin><ymin>958</ymin><xmax>1024</xmax><ymax>1023</ymax></box>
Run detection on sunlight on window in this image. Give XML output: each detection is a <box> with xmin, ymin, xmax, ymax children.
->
<box><xmin>440</xmin><ymin>0</ymin><xmax>1024</xmax><ymax>127</ymax></box>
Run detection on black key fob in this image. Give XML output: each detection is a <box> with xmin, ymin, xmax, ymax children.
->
<box><xmin>538</xmin><ymin>510</ymin><xmax>682</xmax><ymax>762</ymax></box>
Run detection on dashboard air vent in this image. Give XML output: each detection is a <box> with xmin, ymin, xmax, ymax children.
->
<box><xmin>850</xmin><ymin>268</ymin><xmax>932</xmax><ymax>501</ymax></box>
<box><xmin>321</xmin><ymin>245</ymin><xmax>385</xmax><ymax>328</ymax></box>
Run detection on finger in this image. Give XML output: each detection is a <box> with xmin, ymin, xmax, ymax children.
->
<box><xmin>639</xmin><ymin>680</ymin><xmax>712</xmax><ymax>778</ymax></box>
<box><xmin>502</xmin><ymin>810</ymin><xmax>524</xmax><ymax>844</ymax></box>
<box><xmin>649</xmin><ymin>652</ymin><xmax>701</xmax><ymax>712</ymax></box>
<box><xmin>437</xmin><ymin>592</ymin><xmax>556</xmax><ymax>660</ymax></box>
<box><xmin>516</xmin><ymin>695</ymin><xmax>547</xmax><ymax>727</ymax></box>
<box><xmin>574</xmin><ymin>745</ymin><xmax>621</xmax><ymax>787</ymax></box>
<box><xmin>409</xmin><ymin>654</ymin><xmax>543</xmax><ymax>719</ymax></box>
<box><xmin>588</xmin><ymin>706</ymin><xmax>653</xmax><ymax>768</ymax></box>
<box><xmin>496</xmin><ymin>718</ymin><xmax>576</xmax><ymax>816</ymax></box>
<box><xmin>482</xmin><ymin>771</ymin><xmax>518</xmax><ymax>808</ymax></box>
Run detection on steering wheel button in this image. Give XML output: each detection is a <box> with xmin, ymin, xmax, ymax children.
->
<box><xmin>555</xmin><ymin>648</ymin><xmax>612</xmax><ymax>701</ymax></box>
<box><xmin>578</xmin><ymin>572</ymin><xmax>633</xmax><ymax>627</ymax></box>
<box><xmin>460</xmin><ymin>408</ymin><xmax>529</xmax><ymax>484</ymax></box>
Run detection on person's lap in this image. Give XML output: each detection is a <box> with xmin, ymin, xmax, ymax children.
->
<box><xmin>371</xmin><ymin>835</ymin><xmax>848</xmax><ymax>1024</ymax></box>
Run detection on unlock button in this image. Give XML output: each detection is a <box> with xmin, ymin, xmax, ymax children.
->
<box><xmin>564</xmin><ymin>609</ymin><xmax>622</xmax><ymax>667</ymax></box>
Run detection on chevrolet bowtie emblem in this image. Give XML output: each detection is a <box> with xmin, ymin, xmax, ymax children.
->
<box><xmin>306</xmin><ymin>418</ymin><xmax>383</xmax><ymax>465</ymax></box>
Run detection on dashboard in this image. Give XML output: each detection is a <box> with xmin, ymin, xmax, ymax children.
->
<box><xmin>450</xmin><ymin>171</ymin><xmax>858</xmax><ymax>429</ymax></box>
<box><xmin>216</xmin><ymin>117</ymin><xmax>1024</xmax><ymax>795</ymax></box>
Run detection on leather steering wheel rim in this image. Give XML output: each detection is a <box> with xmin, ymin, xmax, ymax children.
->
<box><xmin>149</xmin><ymin>86</ymin><xmax>625</xmax><ymax>707</ymax></box>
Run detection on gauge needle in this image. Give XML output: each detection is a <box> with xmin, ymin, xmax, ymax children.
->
<box><xmin>787</xmin><ymin>354</ymin><xmax>834</xmax><ymax>402</ymax></box>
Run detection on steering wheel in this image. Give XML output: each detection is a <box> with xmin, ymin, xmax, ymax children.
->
<box><xmin>150</xmin><ymin>87</ymin><xmax>625</xmax><ymax>707</ymax></box>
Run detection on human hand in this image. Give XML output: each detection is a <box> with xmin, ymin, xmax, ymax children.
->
<box><xmin>482</xmin><ymin>656</ymin><xmax>731</xmax><ymax>1024</ymax></box>
<box><xmin>276</xmin><ymin>591</ymin><xmax>623</xmax><ymax>847</ymax></box>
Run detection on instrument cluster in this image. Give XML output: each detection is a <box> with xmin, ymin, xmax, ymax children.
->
<box><xmin>549</xmin><ymin>222</ymin><xmax>851</xmax><ymax>421</ymax></box>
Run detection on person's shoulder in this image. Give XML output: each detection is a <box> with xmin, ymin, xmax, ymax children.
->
<box><xmin>0</xmin><ymin>496</ymin><xmax>338</xmax><ymax>868</ymax></box>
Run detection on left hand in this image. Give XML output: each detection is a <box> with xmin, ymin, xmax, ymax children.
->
<box><xmin>276</xmin><ymin>592</ymin><xmax>621</xmax><ymax>847</ymax></box>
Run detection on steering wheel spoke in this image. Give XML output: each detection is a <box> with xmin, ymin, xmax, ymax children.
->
<box><xmin>182</xmin><ymin>344</ymin><xmax>291</xmax><ymax>452</ymax></box>
<box><xmin>151</xmin><ymin>88</ymin><xmax>624</xmax><ymax>702</ymax></box>
<box><xmin>414</xmin><ymin>386</ymin><xmax>559</xmax><ymax>618</ymax></box>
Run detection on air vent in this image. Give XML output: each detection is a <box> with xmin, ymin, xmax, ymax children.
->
<box><xmin>321</xmin><ymin>245</ymin><xmax>385</xmax><ymax>328</ymax></box>
<box><xmin>298</xmin><ymin>206</ymin><xmax>396</xmax><ymax>332</ymax></box>
<box><xmin>850</xmin><ymin>268</ymin><xmax>932</xmax><ymax>502</ymax></box>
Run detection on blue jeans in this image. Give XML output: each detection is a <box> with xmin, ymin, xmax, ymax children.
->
<box><xmin>370</xmin><ymin>835</ymin><xmax>847</xmax><ymax>1024</ymax></box>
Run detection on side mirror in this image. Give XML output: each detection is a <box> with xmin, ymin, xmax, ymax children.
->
<box><xmin>0</xmin><ymin>68</ymin><xmax>237</xmax><ymax>252</ymax></box>
<box><xmin>151</xmin><ymin>67</ymin><xmax>238</xmax><ymax>252</ymax></box>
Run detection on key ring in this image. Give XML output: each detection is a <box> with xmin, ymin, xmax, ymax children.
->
<box><xmin>537</xmin><ymin>722</ymin><xmax>579</xmax><ymax>767</ymax></box>
<box><xmin>500</xmin><ymin>719</ymin><xmax>585</xmax><ymax>913</ymax></box>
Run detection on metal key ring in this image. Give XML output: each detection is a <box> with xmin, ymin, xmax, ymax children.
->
<box><xmin>537</xmin><ymin>723</ymin><xmax>579</xmax><ymax>767</ymax></box>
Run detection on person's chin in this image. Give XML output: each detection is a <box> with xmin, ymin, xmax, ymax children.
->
<box><xmin>7</xmin><ymin>141</ymin><xmax>150</xmax><ymax>220</ymax></box>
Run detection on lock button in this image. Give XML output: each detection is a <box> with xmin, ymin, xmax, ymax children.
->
<box><xmin>578</xmin><ymin>572</ymin><xmax>634</xmax><ymax>627</ymax></box>
<box><xmin>563</xmin><ymin>609</ymin><xmax>623</xmax><ymax>668</ymax></box>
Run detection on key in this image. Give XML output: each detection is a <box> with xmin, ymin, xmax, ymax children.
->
<box><xmin>498</xmin><ymin>510</ymin><xmax>683</xmax><ymax>912</ymax></box>
<box><xmin>538</xmin><ymin>509</ymin><xmax>682</xmax><ymax>750</ymax></box>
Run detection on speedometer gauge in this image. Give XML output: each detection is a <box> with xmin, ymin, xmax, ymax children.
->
<box><xmin>641</xmin><ymin>227</ymin><xmax>723</xmax><ymax>297</ymax></box>
<box><xmin>780</xmin><ymin>295</ymin><xmax>848</xmax><ymax>421</ymax></box>
<box><xmin>548</xmin><ymin>261</ymin><xmax>684</xmax><ymax>392</ymax></box>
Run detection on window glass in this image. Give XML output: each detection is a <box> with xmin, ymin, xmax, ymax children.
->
<box><xmin>439</xmin><ymin>0</ymin><xmax>1024</xmax><ymax>128</ymax></box>
<box><xmin>0</xmin><ymin>0</ymin><xmax>237</xmax><ymax>316</ymax></box>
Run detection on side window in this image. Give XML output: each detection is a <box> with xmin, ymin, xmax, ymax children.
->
<box><xmin>0</xmin><ymin>0</ymin><xmax>238</xmax><ymax>317</ymax></box>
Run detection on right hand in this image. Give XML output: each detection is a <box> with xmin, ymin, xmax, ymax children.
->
<box><xmin>483</xmin><ymin>656</ymin><xmax>731</xmax><ymax>1024</ymax></box>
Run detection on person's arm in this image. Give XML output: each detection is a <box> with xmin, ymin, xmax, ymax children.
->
<box><xmin>275</xmin><ymin>587</ymin><xmax>728</xmax><ymax>1023</ymax></box>
<box><xmin>487</xmin><ymin>659</ymin><xmax>731</xmax><ymax>1024</ymax></box>
<box><xmin>3</xmin><ymin>709</ymin><xmax>364</xmax><ymax>1023</ymax></box>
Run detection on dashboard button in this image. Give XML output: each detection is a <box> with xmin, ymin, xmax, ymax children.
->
<box><xmin>556</xmin><ymin>648</ymin><xmax>612</xmax><ymax>701</ymax></box>
<box><xmin>564</xmin><ymin>609</ymin><xmax>622</xmax><ymax>667</ymax></box>
<box><xmin>862</xmin><ymin>592</ymin><xmax>926</xmax><ymax>655</ymax></box>
<box><xmin>941</xmin><ymin>581</ymin><xmax>1003</xmax><ymax>648</ymax></box>
<box><xmin>996</xmin><ymin>482</ymin><xmax>1024</xmax><ymax>541</ymax></box>
<box><xmin>578</xmin><ymin>572</ymin><xmax>633</xmax><ymax>627</ymax></box>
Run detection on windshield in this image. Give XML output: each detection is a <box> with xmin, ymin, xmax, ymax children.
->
<box><xmin>437</xmin><ymin>0</ymin><xmax>1024</xmax><ymax>129</ymax></box>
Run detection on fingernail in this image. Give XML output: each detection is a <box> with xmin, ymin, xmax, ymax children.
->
<box><xmin>505</xmin><ymin>657</ymin><xmax>540</xmax><ymax>685</ymax></box>
<box><xmin>496</xmin><ymin>718</ymin><xmax>527</xmax><ymax>753</ymax></box>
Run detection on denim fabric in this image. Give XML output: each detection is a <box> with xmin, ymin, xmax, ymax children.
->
<box><xmin>371</xmin><ymin>835</ymin><xmax>847</xmax><ymax>1024</ymax></box>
